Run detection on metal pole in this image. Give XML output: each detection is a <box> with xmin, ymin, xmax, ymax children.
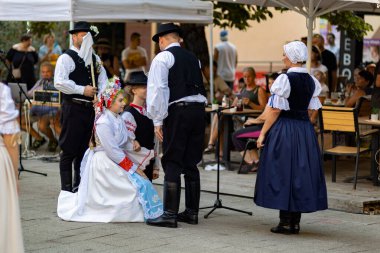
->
<box><xmin>306</xmin><ymin>0</ymin><xmax>314</xmax><ymax>73</ymax></box>
<box><xmin>209</xmin><ymin>24</ymin><xmax>214</xmax><ymax>104</ymax></box>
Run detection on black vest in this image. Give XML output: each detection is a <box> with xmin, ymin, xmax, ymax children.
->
<box><xmin>63</xmin><ymin>49</ymin><xmax>99</xmax><ymax>102</ymax></box>
<box><xmin>165</xmin><ymin>46</ymin><xmax>206</xmax><ymax>102</ymax></box>
<box><xmin>280</xmin><ymin>72</ymin><xmax>315</xmax><ymax>121</ymax></box>
<box><xmin>126</xmin><ymin>106</ymin><xmax>155</xmax><ymax>150</ymax></box>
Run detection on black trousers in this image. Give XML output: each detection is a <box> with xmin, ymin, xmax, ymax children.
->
<box><xmin>145</xmin><ymin>159</ymin><xmax>154</xmax><ymax>182</ymax></box>
<box><xmin>59</xmin><ymin>101</ymin><xmax>94</xmax><ymax>191</ymax></box>
<box><xmin>162</xmin><ymin>103</ymin><xmax>205</xmax><ymax>183</ymax></box>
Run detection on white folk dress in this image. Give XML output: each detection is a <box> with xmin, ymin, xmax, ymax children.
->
<box><xmin>57</xmin><ymin>109</ymin><xmax>162</xmax><ymax>223</ymax></box>
<box><xmin>0</xmin><ymin>82</ymin><xmax>24</xmax><ymax>253</ymax></box>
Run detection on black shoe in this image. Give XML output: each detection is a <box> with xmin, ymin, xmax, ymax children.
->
<box><xmin>146</xmin><ymin>212</ymin><xmax>178</xmax><ymax>228</ymax></box>
<box><xmin>146</xmin><ymin>181</ymin><xmax>180</xmax><ymax>228</ymax></box>
<box><xmin>177</xmin><ymin>209</ymin><xmax>198</xmax><ymax>224</ymax></box>
<box><xmin>48</xmin><ymin>139</ymin><xmax>58</xmax><ymax>152</ymax></box>
<box><xmin>270</xmin><ymin>223</ymin><xmax>297</xmax><ymax>235</ymax></box>
<box><xmin>32</xmin><ymin>138</ymin><xmax>46</xmax><ymax>149</ymax></box>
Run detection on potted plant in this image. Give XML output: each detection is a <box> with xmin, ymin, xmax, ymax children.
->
<box><xmin>211</xmin><ymin>98</ymin><xmax>219</xmax><ymax>110</ymax></box>
<box><xmin>371</xmin><ymin>107</ymin><xmax>379</xmax><ymax>121</ymax></box>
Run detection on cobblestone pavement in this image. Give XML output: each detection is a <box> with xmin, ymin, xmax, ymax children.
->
<box><xmin>17</xmin><ymin>155</ymin><xmax>380</xmax><ymax>253</ymax></box>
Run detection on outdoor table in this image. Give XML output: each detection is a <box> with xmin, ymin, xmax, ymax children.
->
<box><xmin>358</xmin><ymin>117</ymin><xmax>380</xmax><ymax>186</ymax></box>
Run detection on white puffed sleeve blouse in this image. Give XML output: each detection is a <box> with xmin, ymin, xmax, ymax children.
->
<box><xmin>267</xmin><ymin>67</ymin><xmax>322</xmax><ymax>111</ymax></box>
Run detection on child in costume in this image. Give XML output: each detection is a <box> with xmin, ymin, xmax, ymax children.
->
<box><xmin>122</xmin><ymin>72</ymin><xmax>160</xmax><ymax>181</ymax></box>
<box><xmin>57</xmin><ymin>77</ymin><xmax>162</xmax><ymax>222</ymax></box>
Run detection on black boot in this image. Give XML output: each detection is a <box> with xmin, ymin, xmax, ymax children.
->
<box><xmin>291</xmin><ymin>212</ymin><xmax>301</xmax><ymax>234</ymax></box>
<box><xmin>60</xmin><ymin>170</ymin><xmax>72</xmax><ymax>192</ymax></box>
<box><xmin>146</xmin><ymin>181</ymin><xmax>180</xmax><ymax>228</ymax></box>
<box><xmin>72</xmin><ymin>169</ymin><xmax>81</xmax><ymax>193</ymax></box>
<box><xmin>271</xmin><ymin>211</ymin><xmax>296</xmax><ymax>235</ymax></box>
<box><xmin>177</xmin><ymin>180</ymin><xmax>200</xmax><ymax>225</ymax></box>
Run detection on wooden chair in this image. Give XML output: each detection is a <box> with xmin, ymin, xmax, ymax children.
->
<box><xmin>356</xmin><ymin>96</ymin><xmax>372</xmax><ymax>118</ymax></box>
<box><xmin>319</xmin><ymin>106</ymin><xmax>378</xmax><ymax>189</ymax></box>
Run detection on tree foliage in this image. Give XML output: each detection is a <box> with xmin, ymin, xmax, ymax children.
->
<box><xmin>213</xmin><ymin>2</ymin><xmax>277</xmax><ymax>30</ymax></box>
<box><xmin>212</xmin><ymin>2</ymin><xmax>372</xmax><ymax>40</ymax></box>
<box><xmin>321</xmin><ymin>11</ymin><xmax>373</xmax><ymax>41</ymax></box>
<box><xmin>29</xmin><ymin>22</ymin><xmax>58</xmax><ymax>38</ymax></box>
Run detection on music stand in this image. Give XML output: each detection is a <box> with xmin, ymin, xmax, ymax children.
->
<box><xmin>200</xmin><ymin>107</ymin><xmax>252</xmax><ymax>218</ymax></box>
<box><xmin>2</xmin><ymin>70</ymin><xmax>47</xmax><ymax>177</ymax></box>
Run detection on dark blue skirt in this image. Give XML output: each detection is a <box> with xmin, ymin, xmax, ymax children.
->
<box><xmin>253</xmin><ymin>116</ymin><xmax>328</xmax><ymax>212</ymax></box>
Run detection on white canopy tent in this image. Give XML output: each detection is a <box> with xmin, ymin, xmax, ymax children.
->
<box><xmin>217</xmin><ymin>0</ymin><xmax>380</xmax><ymax>70</ymax></box>
<box><xmin>0</xmin><ymin>0</ymin><xmax>216</xmax><ymax>101</ymax></box>
<box><xmin>0</xmin><ymin>0</ymin><xmax>213</xmax><ymax>23</ymax></box>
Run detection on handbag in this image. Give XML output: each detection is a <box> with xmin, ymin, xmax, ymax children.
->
<box><xmin>12</xmin><ymin>53</ymin><xmax>27</xmax><ymax>79</ymax></box>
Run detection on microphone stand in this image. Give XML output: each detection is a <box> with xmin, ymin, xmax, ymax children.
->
<box><xmin>200</xmin><ymin>106</ymin><xmax>252</xmax><ymax>218</ymax></box>
<box><xmin>0</xmin><ymin>56</ymin><xmax>47</xmax><ymax>177</ymax></box>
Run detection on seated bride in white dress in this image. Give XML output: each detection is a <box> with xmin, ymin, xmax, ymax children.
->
<box><xmin>57</xmin><ymin>77</ymin><xmax>163</xmax><ymax>222</ymax></box>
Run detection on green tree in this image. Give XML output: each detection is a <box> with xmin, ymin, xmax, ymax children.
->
<box><xmin>180</xmin><ymin>2</ymin><xmax>373</xmax><ymax>66</ymax></box>
<box><xmin>321</xmin><ymin>11</ymin><xmax>373</xmax><ymax>40</ymax></box>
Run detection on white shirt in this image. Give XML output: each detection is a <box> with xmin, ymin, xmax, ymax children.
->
<box><xmin>146</xmin><ymin>42</ymin><xmax>207</xmax><ymax>126</ymax></box>
<box><xmin>0</xmin><ymin>83</ymin><xmax>20</xmax><ymax>134</ymax></box>
<box><xmin>268</xmin><ymin>67</ymin><xmax>322</xmax><ymax>110</ymax></box>
<box><xmin>215</xmin><ymin>41</ymin><xmax>237</xmax><ymax>82</ymax></box>
<box><xmin>54</xmin><ymin>46</ymin><xmax>107</xmax><ymax>97</ymax></box>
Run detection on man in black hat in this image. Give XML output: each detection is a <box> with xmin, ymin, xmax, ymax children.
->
<box><xmin>54</xmin><ymin>21</ymin><xmax>108</xmax><ymax>192</ymax></box>
<box><xmin>146</xmin><ymin>23</ymin><xmax>207</xmax><ymax>228</ymax></box>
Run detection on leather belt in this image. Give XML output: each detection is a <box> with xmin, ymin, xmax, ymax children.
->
<box><xmin>64</xmin><ymin>99</ymin><xmax>93</xmax><ymax>108</ymax></box>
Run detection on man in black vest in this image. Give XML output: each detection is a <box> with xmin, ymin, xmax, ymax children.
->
<box><xmin>146</xmin><ymin>23</ymin><xmax>207</xmax><ymax>228</ymax></box>
<box><xmin>54</xmin><ymin>21</ymin><xmax>107</xmax><ymax>192</ymax></box>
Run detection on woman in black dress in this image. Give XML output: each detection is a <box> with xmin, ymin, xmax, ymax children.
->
<box><xmin>6</xmin><ymin>34</ymin><xmax>38</xmax><ymax>90</ymax></box>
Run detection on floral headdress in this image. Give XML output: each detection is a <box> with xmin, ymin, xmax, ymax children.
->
<box><xmin>95</xmin><ymin>76</ymin><xmax>123</xmax><ymax>117</ymax></box>
<box><xmin>90</xmin><ymin>76</ymin><xmax>123</xmax><ymax>149</ymax></box>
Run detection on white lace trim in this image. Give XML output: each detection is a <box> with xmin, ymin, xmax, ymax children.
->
<box><xmin>268</xmin><ymin>95</ymin><xmax>290</xmax><ymax>110</ymax></box>
<box><xmin>0</xmin><ymin>120</ymin><xmax>20</xmax><ymax>134</ymax></box>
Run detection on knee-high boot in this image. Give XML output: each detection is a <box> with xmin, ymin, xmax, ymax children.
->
<box><xmin>146</xmin><ymin>181</ymin><xmax>180</xmax><ymax>228</ymax></box>
<box><xmin>60</xmin><ymin>170</ymin><xmax>72</xmax><ymax>192</ymax></box>
<box><xmin>177</xmin><ymin>179</ymin><xmax>200</xmax><ymax>224</ymax></box>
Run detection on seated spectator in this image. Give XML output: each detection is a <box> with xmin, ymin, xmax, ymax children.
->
<box><xmin>313</xmin><ymin>70</ymin><xmax>329</xmax><ymax>98</ymax></box>
<box><xmin>345</xmin><ymin>70</ymin><xmax>373</xmax><ymax>108</ymax></box>
<box><xmin>202</xmin><ymin>61</ymin><xmax>232</xmax><ymax>103</ymax></box>
<box><xmin>231</xmin><ymin>72</ymin><xmax>279</xmax><ymax>173</ymax></box>
<box><xmin>21</xmin><ymin>62</ymin><xmax>60</xmax><ymax>151</ymax></box>
<box><xmin>38</xmin><ymin>33</ymin><xmax>62</xmax><ymax>67</ymax></box>
<box><xmin>94</xmin><ymin>38</ymin><xmax>120</xmax><ymax>78</ymax></box>
<box><xmin>204</xmin><ymin>67</ymin><xmax>267</xmax><ymax>154</ymax></box>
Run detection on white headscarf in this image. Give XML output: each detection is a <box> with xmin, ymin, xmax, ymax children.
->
<box><xmin>283</xmin><ymin>41</ymin><xmax>308</xmax><ymax>64</ymax></box>
<box><xmin>78</xmin><ymin>32</ymin><xmax>94</xmax><ymax>66</ymax></box>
